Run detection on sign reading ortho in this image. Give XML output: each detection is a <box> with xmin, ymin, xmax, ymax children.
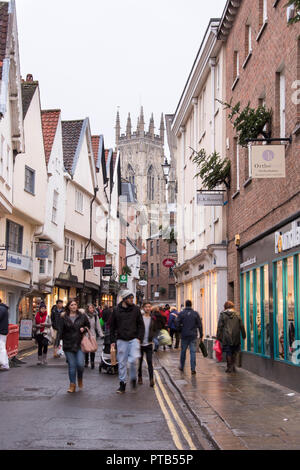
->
<box><xmin>252</xmin><ymin>145</ymin><xmax>286</xmax><ymax>178</ymax></box>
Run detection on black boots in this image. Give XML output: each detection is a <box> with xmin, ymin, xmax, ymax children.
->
<box><xmin>116</xmin><ymin>381</ymin><xmax>126</xmax><ymax>394</ymax></box>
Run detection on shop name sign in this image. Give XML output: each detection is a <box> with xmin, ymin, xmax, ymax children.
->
<box><xmin>7</xmin><ymin>252</ymin><xmax>32</xmax><ymax>272</ymax></box>
<box><xmin>240</xmin><ymin>257</ymin><xmax>257</xmax><ymax>269</ymax></box>
<box><xmin>197</xmin><ymin>192</ymin><xmax>224</xmax><ymax>206</ymax></box>
<box><xmin>252</xmin><ymin>145</ymin><xmax>286</xmax><ymax>178</ymax></box>
<box><xmin>275</xmin><ymin>221</ymin><xmax>300</xmax><ymax>254</ymax></box>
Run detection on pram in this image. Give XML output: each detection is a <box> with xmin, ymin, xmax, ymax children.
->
<box><xmin>99</xmin><ymin>323</ymin><xmax>118</xmax><ymax>375</ymax></box>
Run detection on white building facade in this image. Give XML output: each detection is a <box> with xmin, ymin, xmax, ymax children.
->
<box><xmin>169</xmin><ymin>20</ymin><xmax>228</xmax><ymax>354</ymax></box>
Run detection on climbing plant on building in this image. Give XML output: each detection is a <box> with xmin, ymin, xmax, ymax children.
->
<box><xmin>122</xmin><ymin>265</ymin><xmax>132</xmax><ymax>276</ymax></box>
<box><xmin>191</xmin><ymin>148</ymin><xmax>231</xmax><ymax>190</ymax></box>
<box><xmin>216</xmin><ymin>99</ymin><xmax>273</xmax><ymax>148</ymax></box>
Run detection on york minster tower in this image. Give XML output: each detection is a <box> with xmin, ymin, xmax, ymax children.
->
<box><xmin>115</xmin><ymin>107</ymin><xmax>167</xmax><ymax>243</ymax></box>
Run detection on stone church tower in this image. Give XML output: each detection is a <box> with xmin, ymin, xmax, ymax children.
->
<box><xmin>116</xmin><ymin>107</ymin><xmax>167</xmax><ymax>243</ymax></box>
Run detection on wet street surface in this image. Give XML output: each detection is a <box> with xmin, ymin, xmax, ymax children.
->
<box><xmin>0</xmin><ymin>343</ymin><xmax>209</xmax><ymax>451</ymax></box>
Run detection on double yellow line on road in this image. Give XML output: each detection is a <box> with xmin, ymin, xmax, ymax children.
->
<box><xmin>153</xmin><ymin>370</ymin><xmax>197</xmax><ymax>450</ymax></box>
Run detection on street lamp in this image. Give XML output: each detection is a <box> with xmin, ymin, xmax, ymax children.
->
<box><xmin>162</xmin><ymin>157</ymin><xmax>171</xmax><ymax>183</ymax></box>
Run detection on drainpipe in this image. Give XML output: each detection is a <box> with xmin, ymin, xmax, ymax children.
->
<box><xmin>180</xmin><ymin>126</ymin><xmax>185</xmax><ymax>262</ymax></box>
<box><xmin>192</xmin><ymin>98</ymin><xmax>198</xmax><ymax>250</ymax></box>
<box><xmin>83</xmin><ymin>187</ymin><xmax>99</xmax><ymax>300</ymax></box>
<box><xmin>210</xmin><ymin>57</ymin><xmax>216</xmax><ymax>246</ymax></box>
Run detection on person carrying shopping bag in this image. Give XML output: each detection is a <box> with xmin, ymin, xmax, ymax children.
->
<box><xmin>56</xmin><ymin>299</ymin><xmax>90</xmax><ymax>393</ymax></box>
<box><xmin>110</xmin><ymin>290</ymin><xmax>145</xmax><ymax>394</ymax></box>
<box><xmin>84</xmin><ymin>303</ymin><xmax>103</xmax><ymax>369</ymax></box>
<box><xmin>33</xmin><ymin>303</ymin><xmax>52</xmax><ymax>365</ymax></box>
<box><xmin>216</xmin><ymin>301</ymin><xmax>246</xmax><ymax>373</ymax></box>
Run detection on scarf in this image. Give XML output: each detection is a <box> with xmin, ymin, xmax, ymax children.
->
<box><xmin>35</xmin><ymin>311</ymin><xmax>47</xmax><ymax>333</ymax></box>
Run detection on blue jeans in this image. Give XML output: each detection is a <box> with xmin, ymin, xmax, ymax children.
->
<box><xmin>117</xmin><ymin>338</ymin><xmax>141</xmax><ymax>383</ymax></box>
<box><xmin>64</xmin><ymin>350</ymin><xmax>85</xmax><ymax>384</ymax></box>
<box><xmin>180</xmin><ymin>338</ymin><xmax>197</xmax><ymax>371</ymax></box>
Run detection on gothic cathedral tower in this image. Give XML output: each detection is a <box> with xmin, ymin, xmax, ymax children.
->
<box><xmin>116</xmin><ymin>107</ymin><xmax>167</xmax><ymax>244</ymax></box>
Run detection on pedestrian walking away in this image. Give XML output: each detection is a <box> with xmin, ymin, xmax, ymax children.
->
<box><xmin>110</xmin><ymin>290</ymin><xmax>145</xmax><ymax>394</ymax></box>
<box><xmin>138</xmin><ymin>302</ymin><xmax>160</xmax><ymax>387</ymax></box>
<box><xmin>33</xmin><ymin>303</ymin><xmax>52</xmax><ymax>366</ymax></box>
<box><xmin>84</xmin><ymin>303</ymin><xmax>103</xmax><ymax>369</ymax></box>
<box><xmin>176</xmin><ymin>300</ymin><xmax>203</xmax><ymax>374</ymax></box>
<box><xmin>50</xmin><ymin>299</ymin><xmax>64</xmax><ymax>358</ymax></box>
<box><xmin>152</xmin><ymin>306</ymin><xmax>167</xmax><ymax>352</ymax></box>
<box><xmin>216</xmin><ymin>300</ymin><xmax>246</xmax><ymax>373</ymax></box>
<box><xmin>56</xmin><ymin>299</ymin><xmax>90</xmax><ymax>393</ymax></box>
<box><xmin>0</xmin><ymin>299</ymin><xmax>9</xmax><ymax>371</ymax></box>
<box><xmin>167</xmin><ymin>307</ymin><xmax>180</xmax><ymax>349</ymax></box>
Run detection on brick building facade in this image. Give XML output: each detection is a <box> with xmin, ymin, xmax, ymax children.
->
<box><xmin>145</xmin><ymin>235</ymin><xmax>177</xmax><ymax>306</ymax></box>
<box><xmin>219</xmin><ymin>0</ymin><xmax>300</xmax><ymax>390</ymax></box>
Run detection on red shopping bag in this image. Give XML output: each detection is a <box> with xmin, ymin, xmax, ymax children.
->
<box><xmin>213</xmin><ymin>340</ymin><xmax>222</xmax><ymax>362</ymax></box>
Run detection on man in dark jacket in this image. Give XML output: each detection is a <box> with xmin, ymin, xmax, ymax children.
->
<box><xmin>0</xmin><ymin>300</ymin><xmax>9</xmax><ymax>370</ymax></box>
<box><xmin>51</xmin><ymin>300</ymin><xmax>64</xmax><ymax>358</ymax></box>
<box><xmin>176</xmin><ymin>300</ymin><xmax>203</xmax><ymax>374</ymax></box>
<box><xmin>110</xmin><ymin>290</ymin><xmax>145</xmax><ymax>394</ymax></box>
<box><xmin>217</xmin><ymin>301</ymin><xmax>246</xmax><ymax>373</ymax></box>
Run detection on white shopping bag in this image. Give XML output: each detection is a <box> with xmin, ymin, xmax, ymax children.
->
<box><xmin>0</xmin><ymin>335</ymin><xmax>9</xmax><ymax>369</ymax></box>
<box><xmin>57</xmin><ymin>340</ymin><xmax>64</xmax><ymax>358</ymax></box>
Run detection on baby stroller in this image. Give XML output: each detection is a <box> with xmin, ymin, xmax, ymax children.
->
<box><xmin>99</xmin><ymin>324</ymin><xmax>118</xmax><ymax>375</ymax></box>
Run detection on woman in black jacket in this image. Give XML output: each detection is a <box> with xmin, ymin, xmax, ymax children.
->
<box><xmin>56</xmin><ymin>299</ymin><xmax>90</xmax><ymax>393</ymax></box>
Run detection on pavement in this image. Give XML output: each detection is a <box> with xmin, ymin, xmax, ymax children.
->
<box><xmin>156</xmin><ymin>347</ymin><xmax>300</xmax><ymax>451</ymax></box>
<box><xmin>14</xmin><ymin>339</ymin><xmax>300</xmax><ymax>450</ymax></box>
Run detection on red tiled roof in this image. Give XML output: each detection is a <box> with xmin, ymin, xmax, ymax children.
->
<box><xmin>41</xmin><ymin>110</ymin><xmax>61</xmax><ymax>165</ymax></box>
<box><xmin>91</xmin><ymin>135</ymin><xmax>100</xmax><ymax>166</ymax></box>
<box><xmin>0</xmin><ymin>2</ymin><xmax>9</xmax><ymax>81</ymax></box>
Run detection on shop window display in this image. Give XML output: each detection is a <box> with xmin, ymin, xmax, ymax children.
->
<box><xmin>241</xmin><ymin>264</ymin><xmax>270</xmax><ymax>357</ymax></box>
<box><xmin>274</xmin><ymin>255</ymin><xmax>299</xmax><ymax>363</ymax></box>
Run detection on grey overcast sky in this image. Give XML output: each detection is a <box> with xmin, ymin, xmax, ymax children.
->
<box><xmin>15</xmin><ymin>0</ymin><xmax>226</xmax><ymax>149</ymax></box>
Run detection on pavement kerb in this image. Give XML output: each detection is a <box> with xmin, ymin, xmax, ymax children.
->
<box><xmin>158</xmin><ymin>359</ymin><xmax>248</xmax><ymax>451</ymax></box>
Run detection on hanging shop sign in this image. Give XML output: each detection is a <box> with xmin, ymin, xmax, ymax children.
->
<box><xmin>275</xmin><ymin>221</ymin><xmax>300</xmax><ymax>254</ymax></box>
<box><xmin>138</xmin><ymin>280</ymin><xmax>148</xmax><ymax>287</ymax></box>
<box><xmin>119</xmin><ymin>274</ymin><xmax>128</xmax><ymax>284</ymax></box>
<box><xmin>82</xmin><ymin>258</ymin><xmax>93</xmax><ymax>270</ymax></box>
<box><xmin>139</xmin><ymin>268</ymin><xmax>146</xmax><ymax>278</ymax></box>
<box><xmin>251</xmin><ymin>145</ymin><xmax>286</xmax><ymax>178</ymax></box>
<box><xmin>197</xmin><ymin>192</ymin><xmax>224</xmax><ymax>206</ymax></box>
<box><xmin>0</xmin><ymin>249</ymin><xmax>7</xmax><ymax>270</ymax></box>
<box><xmin>35</xmin><ymin>243</ymin><xmax>49</xmax><ymax>259</ymax></box>
<box><xmin>93</xmin><ymin>254</ymin><xmax>106</xmax><ymax>268</ymax></box>
<box><xmin>163</xmin><ymin>258</ymin><xmax>176</xmax><ymax>268</ymax></box>
<box><xmin>102</xmin><ymin>265</ymin><xmax>113</xmax><ymax>277</ymax></box>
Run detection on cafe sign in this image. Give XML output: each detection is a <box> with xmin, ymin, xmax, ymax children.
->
<box><xmin>252</xmin><ymin>145</ymin><xmax>286</xmax><ymax>178</ymax></box>
<box><xmin>275</xmin><ymin>221</ymin><xmax>300</xmax><ymax>254</ymax></box>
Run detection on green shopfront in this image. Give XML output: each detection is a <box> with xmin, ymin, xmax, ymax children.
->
<box><xmin>239</xmin><ymin>214</ymin><xmax>300</xmax><ymax>391</ymax></box>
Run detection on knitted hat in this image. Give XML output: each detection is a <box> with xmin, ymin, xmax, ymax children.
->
<box><xmin>121</xmin><ymin>290</ymin><xmax>134</xmax><ymax>300</ymax></box>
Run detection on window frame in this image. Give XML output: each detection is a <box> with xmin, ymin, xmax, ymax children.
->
<box><xmin>6</xmin><ymin>219</ymin><xmax>23</xmax><ymax>254</ymax></box>
<box><xmin>24</xmin><ymin>165</ymin><xmax>35</xmax><ymax>195</ymax></box>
